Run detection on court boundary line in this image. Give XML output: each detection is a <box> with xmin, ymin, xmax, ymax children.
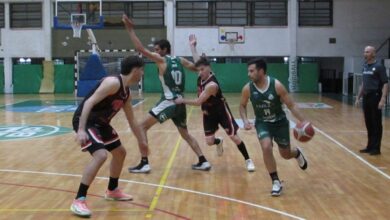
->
<box><xmin>0</xmin><ymin>181</ymin><xmax>190</xmax><ymax>219</ymax></box>
<box><xmin>0</xmin><ymin>169</ymin><xmax>305</xmax><ymax>220</ymax></box>
<box><xmin>285</xmin><ymin>109</ymin><xmax>390</xmax><ymax>180</ymax></box>
<box><xmin>314</xmin><ymin>127</ymin><xmax>390</xmax><ymax>180</ymax></box>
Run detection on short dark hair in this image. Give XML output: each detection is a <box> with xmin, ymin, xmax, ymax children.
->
<box><xmin>154</xmin><ymin>39</ymin><xmax>171</xmax><ymax>54</ymax></box>
<box><xmin>195</xmin><ymin>57</ymin><xmax>210</xmax><ymax>67</ymax></box>
<box><xmin>121</xmin><ymin>55</ymin><xmax>144</xmax><ymax>75</ymax></box>
<box><xmin>248</xmin><ymin>58</ymin><xmax>267</xmax><ymax>72</ymax></box>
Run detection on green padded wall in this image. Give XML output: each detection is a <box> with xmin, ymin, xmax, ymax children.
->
<box><xmin>143</xmin><ymin>63</ymin><xmax>161</xmax><ymax>92</ymax></box>
<box><xmin>54</xmin><ymin>64</ymin><xmax>74</xmax><ymax>93</ymax></box>
<box><xmin>13</xmin><ymin>65</ymin><xmax>43</xmax><ymax>94</ymax></box>
<box><xmin>268</xmin><ymin>64</ymin><xmax>289</xmax><ymax>90</ymax></box>
<box><xmin>143</xmin><ymin>63</ymin><xmax>290</xmax><ymax>93</ymax></box>
<box><xmin>211</xmin><ymin>63</ymin><xmax>248</xmax><ymax>93</ymax></box>
<box><xmin>0</xmin><ymin>65</ymin><xmax>4</xmax><ymax>93</ymax></box>
<box><xmin>184</xmin><ymin>69</ymin><xmax>198</xmax><ymax>92</ymax></box>
<box><xmin>298</xmin><ymin>63</ymin><xmax>319</xmax><ymax>92</ymax></box>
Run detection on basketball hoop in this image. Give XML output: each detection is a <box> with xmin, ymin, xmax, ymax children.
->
<box><xmin>71</xmin><ymin>21</ymin><xmax>83</xmax><ymax>38</ymax></box>
<box><xmin>227</xmin><ymin>39</ymin><xmax>236</xmax><ymax>51</ymax></box>
<box><xmin>70</xmin><ymin>13</ymin><xmax>86</xmax><ymax>38</ymax></box>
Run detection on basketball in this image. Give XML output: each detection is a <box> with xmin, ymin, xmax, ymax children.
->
<box><xmin>293</xmin><ymin>121</ymin><xmax>315</xmax><ymax>142</ymax></box>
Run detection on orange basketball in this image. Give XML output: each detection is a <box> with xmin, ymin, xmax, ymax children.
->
<box><xmin>293</xmin><ymin>121</ymin><xmax>315</xmax><ymax>142</ymax></box>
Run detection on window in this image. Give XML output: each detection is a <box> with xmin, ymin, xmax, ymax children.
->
<box><xmin>176</xmin><ymin>2</ymin><xmax>210</xmax><ymax>26</ymax></box>
<box><xmin>0</xmin><ymin>4</ymin><xmax>4</xmax><ymax>28</ymax></box>
<box><xmin>177</xmin><ymin>1</ymin><xmax>287</xmax><ymax>27</ymax></box>
<box><xmin>253</xmin><ymin>0</ymin><xmax>287</xmax><ymax>26</ymax></box>
<box><xmin>10</xmin><ymin>3</ymin><xmax>42</xmax><ymax>28</ymax></box>
<box><xmin>215</xmin><ymin>1</ymin><xmax>247</xmax><ymax>26</ymax></box>
<box><xmin>299</xmin><ymin>0</ymin><xmax>333</xmax><ymax>26</ymax></box>
<box><xmin>131</xmin><ymin>2</ymin><xmax>164</xmax><ymax>26</ymax></box>
<box><xmin>103</xmin><ymin>2</ymin><xmax>129</xmax><ymax>27</ymax></box>
<box><xmin>102</xmin><ymin>1</ymin><xmax>164</xmax><ymax>27</ymax></box>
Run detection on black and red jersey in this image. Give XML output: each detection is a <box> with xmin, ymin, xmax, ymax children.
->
<box><xmin>197</xmin><ymin>73</ymin><xmax>226</xmax><ymax>115</ymax></box>
<box><xmin>73</xmin><ymin>75</ymin><xmax>130</xmax><ymax>128</ymax></box>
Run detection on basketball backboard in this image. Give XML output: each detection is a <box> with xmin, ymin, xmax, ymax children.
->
<box><xmin>218</xmin><ymin>27</ymin><xmax>245</xmax><ymax>44</ymax></box>
<box><xmin>54</xmin><ymin>0</ymin><xmax>103</xmax><ymax>29</ymax></box>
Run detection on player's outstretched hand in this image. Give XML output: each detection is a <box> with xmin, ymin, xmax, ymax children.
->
<box><xmin>122</xmin><ymin>14</ymin><xmax>134</xmax><ymax>30</ymax></box>
<box><xmin>174</xmin><ymin>97</ymin><xmax>184</xmax><ymax>105</ymax></box>
<box><xmin>354</xmin><ymin>98</ymin><xmax>360</xmax><ymax>107</ymax></box>
<box><xmin>189</xmin><ymin>34</ymin><xmax>197</xmax><ymax>48</ymax></box>
<box><xmin>243</xmin><ymin>120</ymin><xmax>253</xmax><ymax>130</ymax></box>
<box><xmin>76</xmin><ymin>130</ymin><xmax>89</xmax><ymax>146</ymax></box>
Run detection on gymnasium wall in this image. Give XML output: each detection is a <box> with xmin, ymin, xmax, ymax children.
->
<box><xmin>297</xmin><ymin>0</ymin><xmax>390</xmax><ymax>58</ymax></box>
<box><xmin>143</xmin><ymin>63</ymin><xmax>318</xmax><ymax>93</ymax></box>
<box><xmin>173</xmin><ymin>0</ymin><xmax>390</xmax><ymax>60</ymax></box>
<box><xmin>6</xmin><ymin>62</ymin><xmax>319</xmax><ymax>94</ymax></box>
<box><xmin>174</xmin><ymin>28</ymin><xmax>290</xmax><ymax>57</ymax></box>
<box><xmin>52</xmin><ymin>29</ymin><xmax>167</xmax><ymax>58</ymax></box>
<box><xmin>11</xmin><ymin>64</ymin><xmax>74</xmax><ymax>94</ymax></box>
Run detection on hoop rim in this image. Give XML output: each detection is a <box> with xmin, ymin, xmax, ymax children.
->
<box><xmin>71</xmin><ymin>22</ymin><xmax>83</xmax><ymax>38</ymax></box>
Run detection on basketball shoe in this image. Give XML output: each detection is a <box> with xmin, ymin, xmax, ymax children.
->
<box><xmin>216</xmin><ymin>137</ymin><xmax>224</xmax><ymax>156</ymax></box>
<box><xmin>359</xmin><ymin>147</ymin><xmax>371</xmax><ymax>153</ymax></box>
<box><xmin>271</xmin><ymin>180</ymin><xmax>283</xmax><ymax>197</ymax></box>
<box><xmin>245</xmin><ymin>159</ymin><xmax>255</xmax><ymax>172</ymax></box>
<box><xmin>70</xmin><ymin>197</ymin><xmax>91</xmax><ymax>217</ymax></box>
<box><xmin>191</xmin><ymin>161</ymin><xmax>211</xmax><ymax>171</ymax></box>
<box><xmin>105</xmin><ymin>188</ymin><xmax>133</xmax><ymax>201</ymax></box>
<box><xmin>296</xmin><ymin>147</ymin><xmax>308</xmax><ymax>170</ymax></box>
<box><xmin>128</xmin><ymin>162</ymin><xmax>151</xmax><ymax>173</ymax></box>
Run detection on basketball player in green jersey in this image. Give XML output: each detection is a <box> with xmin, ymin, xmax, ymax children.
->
<box><xmin>122</xmin><ymin>15</ymin><xmax>211</xmax><ymax>172</ymax></box>
<box><xmin>239</xmin><ymin>58</ymin><xmax>308</xmax><ymax>197</ymax></box>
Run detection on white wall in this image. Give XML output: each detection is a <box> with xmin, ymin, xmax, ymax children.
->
<box><xmin>174</xmin><ymin>27</ymin><xmax>290</xmax><ymax>57</ymax></box>
<box><xmin>297</xmin><ymin>0</ymin><xmax>390</xmax><ymax>58</ymax></box>
<box><xmin>173</xmin><ymin>0</ymin><xmax>390</xmax><ymax>60</ymax></box>
<box><xmin>0</xmin><ymin>30</ymin><xmax>47</xmax><ymax>57</ymax></box>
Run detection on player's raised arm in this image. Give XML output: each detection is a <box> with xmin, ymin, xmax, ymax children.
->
<box><xmin>122</xmin><ymin>14</ymin><xmax>164</xmax><ymax>64</ymax></box>
<box><xmin>180</xmin><ymin>56</ymin><xmax>197</xmax><ymax>72</ymax></box>
<box><xmin>239</xmin><ymin>83</ymin><xmax>252</xmax><ymax>130</ymax></box>
<box><xmin>189</xmin><ymin>34</ymin><xmax>201</xmax><ymax>63</ymax></box>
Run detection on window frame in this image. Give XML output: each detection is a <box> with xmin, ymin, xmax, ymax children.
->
<box><xmin>10</xmin><ymin>2</ymin><xmax>42</xmax><ymax>28</ymax></box>
<box><xmin>176</xmin><ymin>0</ymin><xmax>288</xmax><ymax>27</ymax></box>
<box><xmin>251</xmin><ymin>0</ymin><xmax>288</xmax><ymax>26</ymax></box>
<box><xmin>103</xmin><ymin>1</ymin><xmax>164</xmax><ymax>28</ymax></box>
<box><xmin>298</xmin><ymin>0</ymin><xmax>333</xmax><ymax>27</ymax></box>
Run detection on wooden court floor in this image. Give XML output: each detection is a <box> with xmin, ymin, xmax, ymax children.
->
<box><xmin>0</xmin><ymin>93</ymin><xmax>389</xmax><ymax>220</ymax></box>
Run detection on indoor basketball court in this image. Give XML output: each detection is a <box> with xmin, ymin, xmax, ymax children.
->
<box><xmin>0</xmin><ymin>0</ymin><xmax>389</xmax><ymax>219</ymax></box>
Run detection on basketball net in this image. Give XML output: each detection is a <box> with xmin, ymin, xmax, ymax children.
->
<box><xmin>227</xmin><ymin>39</ymin><xmax>236</xmax><ymax>51</ymax></box>
<box><xmin>71</xmin><ymin>21</ymin><xmax>83</xmax><ymax>38</ymax></box>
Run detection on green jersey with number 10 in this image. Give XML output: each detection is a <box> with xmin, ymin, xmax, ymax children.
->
<box><xmin>159</xmin><ymin>56</ymin><xmax>185</xmax><ymax>100</ymax></box>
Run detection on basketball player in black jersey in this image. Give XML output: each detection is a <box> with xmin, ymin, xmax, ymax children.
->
<box><xmin>174</xmin><ymin>34</ymin><xmax>255</xmax><ymax>172</ymax></box>
<box><xmin>70</xmin><ymin>56</ymin><xmax>146</xmax><ymax>217</ymax></box>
